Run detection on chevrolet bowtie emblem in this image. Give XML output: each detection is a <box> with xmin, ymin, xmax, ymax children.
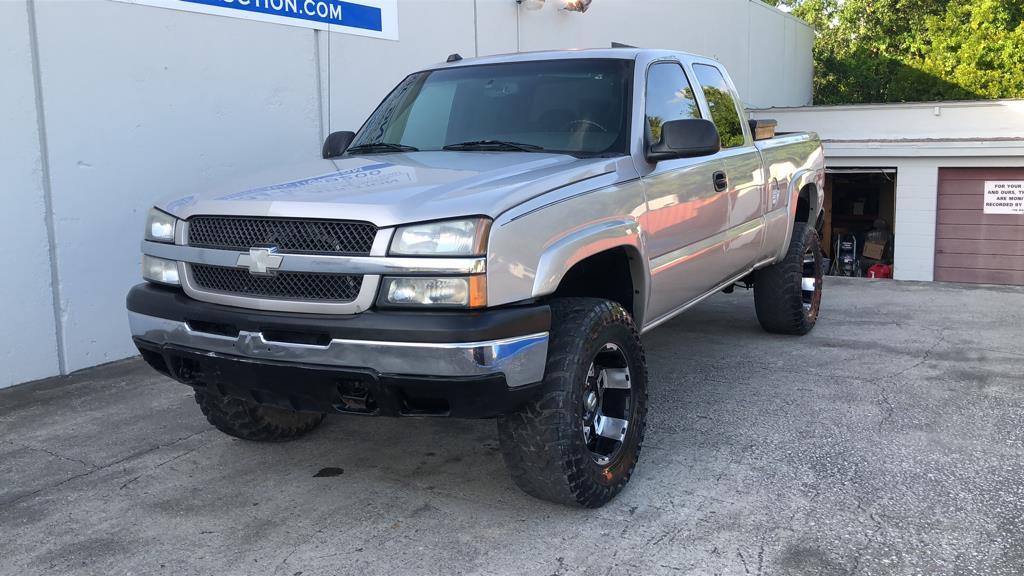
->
<box><xmin>237</xmin><ymin>247</ymin><xmax>284</xmax><ymax>276</ymax></box>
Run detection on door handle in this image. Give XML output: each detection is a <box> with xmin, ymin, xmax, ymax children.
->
<box><xmin>713</xmin><ymin>171</ymin><xmax>729</xmax><ymax>192</ymax></box>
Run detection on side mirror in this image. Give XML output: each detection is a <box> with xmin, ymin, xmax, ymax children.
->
<box><xmin>646</xmin><ymin>119</ymin><xmax>721</xmax><ymax>163</ymax></box>
<box><xmin>322</xmin><ymin>131</ymin><xmax>356</xmax><ymax>159</ymax></box>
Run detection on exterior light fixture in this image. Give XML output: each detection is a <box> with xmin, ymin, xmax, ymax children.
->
<box><xmin>562</xmin><ymin>0</ymin><xmax>592</xmax><ymax>12</ymax></box>
<box><xmin>516</xmin><ymin>0</ymin><xmax>545</xmax><ymax>10</ymax></box>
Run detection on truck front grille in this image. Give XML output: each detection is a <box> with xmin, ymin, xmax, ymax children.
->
<box><xmin>190</xmin><ymin>265</ymin><xmax>363</xmax><ymax>302</ymax></box>
<box><xmin>187</xmin><ymin>216</ymin><xmax>377</xmax><ymax>255</ymax></box>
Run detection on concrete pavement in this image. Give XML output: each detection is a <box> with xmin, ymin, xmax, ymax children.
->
<box><xmin>2</xmin><ymin>278</ymin><xmax>1023</xmax><ymax>575</ymax></box>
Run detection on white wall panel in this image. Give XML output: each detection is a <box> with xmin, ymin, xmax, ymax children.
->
<box><xmin>327</xmin><ymin>0</ymin><xmax>477</xmax><ymax>131</ymax></box>
<box><xmin>34</xmin><ymin>0</ymin><xmax>322</xmax><ymax>372</ymax></box>
<box><xmin>516</xmin><ymin>0</ymin><xmax>813</xmax><ymax>107</ymax></box>
<box><xmin>475</xmin><ymin>0</ymin><xmax>518</xmax><ymax>56</ymax></box>
<box><xmin>0</xmin><ymin>0</ymin><xmax>61</xmax><ymax>388</ymax></box>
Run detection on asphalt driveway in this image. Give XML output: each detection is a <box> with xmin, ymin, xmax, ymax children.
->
<box><xmin>2</xmin><ymin>278</ymin><xmax>1023</xmax><ymax>576</ymax></box>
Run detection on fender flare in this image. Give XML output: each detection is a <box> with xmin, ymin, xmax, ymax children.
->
<box><xmin>776</xmin><ymin>169</ymin><xmax>824</xmax><ymax>259</ymax></box>
<box><xmin>531</xmin><ymin>218</ymin><xmax>647</xmax><ymax>318</ymax></box>
<box><xmin>788</xmin><ymin>168</ymin><xmax>823</xmax><ymax>222</ymax></box>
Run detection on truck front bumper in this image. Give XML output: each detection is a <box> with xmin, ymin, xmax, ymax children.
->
<box><xmin>127</xmin><ymin>284</ymin><xmax>550</xmax><ymax>417</ymax></box>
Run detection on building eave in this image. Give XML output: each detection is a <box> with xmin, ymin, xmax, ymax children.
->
<box><xmin>823</xmin><ymin>139</ymin><xmax>1024</xmax><ymax>158</ymax></box>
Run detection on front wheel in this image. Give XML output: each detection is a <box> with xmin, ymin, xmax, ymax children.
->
<box><xmin>753</xmin><ymin>223</ymin><xmax>823</xmax><ymax>335</ymax></box>
<box><xmin>195</xmin><ymin>391</ymin><xmax>324</xmax><ymax>442</ymax></box>
<box><xmin>497</xmin><ymin>298</ymin><xmax>648</xmax><ymax>508</ymax></box>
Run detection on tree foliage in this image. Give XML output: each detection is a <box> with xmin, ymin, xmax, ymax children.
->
<box><xmin>701</xmin><ymin>87</ymin><xmax>746</xmax><ymax>148</ymax></box>
<box><xmin>762</xmin><ymin>0</ymin><xmax>1024</xmax><ymax>103</ymax></box>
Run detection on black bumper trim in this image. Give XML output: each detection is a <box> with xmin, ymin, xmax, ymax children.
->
<box><xmin>126</xmin><ymin>283</ymin><xmax>550</xmax><ymax>344</ymax></box>
<box><xmin>135</xmin><ymin>339</ymin><xmax>543</xmax><ymax>418</ymax></box>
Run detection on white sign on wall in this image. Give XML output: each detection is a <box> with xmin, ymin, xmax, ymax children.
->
<box><xmin>983</xmin><ymin>181</ymin><xmax>1024</xmax><ymax>215</ymax></box>
<box><xmin>111</xmin><ymin>0</ymin><xmax>399</xmax><ymax>40</ymax></box>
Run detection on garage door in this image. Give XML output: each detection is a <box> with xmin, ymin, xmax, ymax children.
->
<box><xmin>935</xmin><ymin>168</ymin><xmax>1024</xmax><ymax>286</ymax></box>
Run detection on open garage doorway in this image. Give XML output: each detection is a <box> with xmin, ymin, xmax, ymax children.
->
<box><xmin>823</xmin><ymin>168</ymin><xmax>897</xmax><ymax>278</ymax></box>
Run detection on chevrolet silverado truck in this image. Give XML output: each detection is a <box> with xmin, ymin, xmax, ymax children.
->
<box><xmin>127</xmin><ymin>48</ymin><xmax>824</xmax><ymax>507</ymax></box>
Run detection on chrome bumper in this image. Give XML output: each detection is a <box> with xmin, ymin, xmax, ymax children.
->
<box><xmin>128</xmin><ymin>312</ymin><xmax>548</xmax><ymax>388</ymax></box>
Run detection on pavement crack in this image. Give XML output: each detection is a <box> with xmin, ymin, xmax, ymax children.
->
<box><xmin>275</xmin><ymin>521</ymin><xmax>335</xmax><ymax>574</ymax></box>
<box><xmin>737</xmin><ymin>549</ymin><xmax>751</xmax><ymax>575</ymax></box>
<box><xmin>889</xmin><ymin>328</ymin><xmax>947</xmax><ymax>379</ymax></box>
<box><xmin>15</xmin><ymin>443</ymin><xmax>93</xmax><ymax>469</ymax></box>
<box><xmin>0</xmin><ymin>429</ymin><xmax>209</xmax><ymax>509</ymax></box>
<box><xmin>120</xmin><ymin>437</ymin><xmax>211</xmax><ymax>490</ymax></box>
<box><xmin>850</xmin><ymin>503</ymin><xmax>884</xmax><ymax>575</ymax></box>
<box><xmin>873</xmin><ymin>328</ymin><xmax>947</xmax><ymax>433</ymax></box>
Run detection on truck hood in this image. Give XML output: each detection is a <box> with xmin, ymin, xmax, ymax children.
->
<box><xmin>157</xmin><ymin>151</ymin><xmax>634</xmax><ymax>227</ymax></box>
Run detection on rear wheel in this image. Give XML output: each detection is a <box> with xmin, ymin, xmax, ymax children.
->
<box><xmin>497</xmin><ymin>298</ymin><xmax>648</xmax><ymax>508</ymax></box>
<box><xmin>195</xmin><ymin>391</ymin><xmax>324</xmax><ymax>442</ymax></box>
<box><xmin>753</xmin><ymin>223</ymin><xmax>823</xmax><ymax>335</ymax></box>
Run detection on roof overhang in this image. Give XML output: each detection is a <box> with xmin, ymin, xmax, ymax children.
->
<box><xmin>822</xmin><ymin>139</ymin><xmax>1024</xmax><ymax>158</ymax></box>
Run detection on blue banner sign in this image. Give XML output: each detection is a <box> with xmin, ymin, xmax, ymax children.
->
<box><xmin>110</xmin><ymin>0</ymin><xmax>398</xmax><ymax>39</ymax></box>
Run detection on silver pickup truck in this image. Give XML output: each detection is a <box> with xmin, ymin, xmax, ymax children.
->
<box><xmin>128</xmin><ymin>48</ymin><xmax>824</xmax><ymax>507</ymax></box>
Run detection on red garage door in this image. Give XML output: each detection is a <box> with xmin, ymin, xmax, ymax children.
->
<box><xmin>936</xmin><ymin>168</ymin><xmax>1024</xmax><ymax>286</ymax></box>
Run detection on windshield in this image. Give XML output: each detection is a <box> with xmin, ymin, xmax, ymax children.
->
<box><xmin>350</xmin><ymin>59</ymin><xmax>634</xmax><ymax>156</ymax></box>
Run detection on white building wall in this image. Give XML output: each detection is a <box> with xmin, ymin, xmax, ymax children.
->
<box><xmin>33</xmin><ymin>0</ymin><xmax>324</xmax><ymax>373</ymax></box>
<box><xmin>327</xmin><ymin>0</ymin><xmax>481</xmax><ymax>131</ymax></box>
<box><xmin>517</xmin><ymin>0</ymin><xmax>814</xmax><ymax>108</ymax></box>
<box><xmin>4</xmin><ymin>0</ymin><xmax>809</xmax><ymax>388</ymax></box>
<box><xmin>0</xmin><ymin>0</ymin><xmax>62</xmax><ymax>387</ymax></box>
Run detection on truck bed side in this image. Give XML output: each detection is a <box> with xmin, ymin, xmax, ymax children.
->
<box><xmin>755</xmin><ymin>131</ymin><xmax>826</xmax><ymax>266</ymax></box>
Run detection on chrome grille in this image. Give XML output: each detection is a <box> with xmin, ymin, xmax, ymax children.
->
<box><xmin>187</xmin><ymin>217</ymin><xmax>377</xmax><ymax>255</ymax></box>
<box><xmin>190</xmin><ymin>265</ymin><xmax>362</xmax><ymax>302</ymax></box>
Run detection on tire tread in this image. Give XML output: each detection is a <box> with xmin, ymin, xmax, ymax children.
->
<box><xmin>195</xmin><ymin>391</ymin><xmax>323</xmax><ymax>442</ymax></box>
<box><xmin>498</xmin><ymin>298</ymin><xmax>648</xmax><ymax>508</ymax></box>
<box><xmin>754</xmin><ymin>223</ymin><xmax>821</xmax><ymax>335</ymax></box>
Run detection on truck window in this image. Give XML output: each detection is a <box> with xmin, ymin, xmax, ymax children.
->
<box><xmin>351</xmin><ymin>59</ymin><xmax>634</xmax><ymax>156</ymax></box>
<box><xmin>644</xmin><ymin>62</ymin><xmax>700</xmax><ymax>143</ymax></box>
<box><xmin>692</xmin><ymin>64</ymin><xmax>746</xmax><ymax>149</ymax></box>
<box><xmin>400</xmin><ymin>82</ymin><xmax>457</xmax><ymax>151</ymax></box>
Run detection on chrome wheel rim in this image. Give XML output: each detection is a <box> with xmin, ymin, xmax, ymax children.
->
<box><xmin>801</xmin><ymin>242</ymin><xmax>823</xmax><ymax>320</ymax></box>
<box><xmin>581</xmin><ymin>343</ymin><xmax>633</xmax><ymax>466</ymax></box>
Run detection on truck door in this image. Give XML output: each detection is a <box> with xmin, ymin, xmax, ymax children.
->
<box><xmin>691</xmin><ymin>63</ymin><xmax>767</xmax><ymax>277</ymax></box>
<box><xmin>640</xmin><ymin>61</ymin><xmax>731</xmax><ymax>323</ymax></box>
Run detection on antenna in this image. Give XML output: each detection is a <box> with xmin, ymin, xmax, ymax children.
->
<box><xmin>446</xmin><ymin>53</ymin><xmax>463</xmax><ymax>63</ymax></box>
<box><xmin>611</xmin><ymin>42</ymin><xmax>636</xmax><ymax>48</ymax></box>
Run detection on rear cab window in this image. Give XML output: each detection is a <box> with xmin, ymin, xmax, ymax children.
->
<box><xmin>692</xmin><ymin>64</ymin><xmax>747</xmax><ymax>149</ymax></box>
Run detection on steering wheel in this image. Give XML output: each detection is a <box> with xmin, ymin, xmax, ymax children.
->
<box><xmin>566</xmin><ymin>119</ymin><xmax>608</xmax><ymax>133</ymax></box>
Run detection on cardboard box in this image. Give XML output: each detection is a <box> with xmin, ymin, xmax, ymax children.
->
<box><xmin>863</xmin><ymin>241</ymin><xmax>885</xmax><ymax>260</ymax></box>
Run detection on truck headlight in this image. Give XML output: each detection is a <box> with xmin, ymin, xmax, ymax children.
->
<box><xmin>145</xmin><ymin>208</ymin><xmax>177</xmax><ymax>243</ymax></box>
<box><xmin>379</xmin><ymin>276</ymin><xmax>486</xmax><ymax>308</ymax></box>
<box><xmin>142</xmin><ymin>255</ymin><xmax>180</xmax><ymax>285</ymax></box>
<box><xmin>390</xmin><ymin>218</ymin><xmax>490</xmax><ymax>256</ymax></box>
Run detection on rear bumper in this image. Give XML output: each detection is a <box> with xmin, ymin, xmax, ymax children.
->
<box><xmin>127</xmin><ymin>284</ymin><xmax>550</xmax><ymax>417</ymax></box>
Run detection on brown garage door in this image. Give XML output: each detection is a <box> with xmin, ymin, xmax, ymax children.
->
<box><xmin>936</xmin><ymin>167</ymin><xmax>1024</xmax><ymax>285</ymax></box>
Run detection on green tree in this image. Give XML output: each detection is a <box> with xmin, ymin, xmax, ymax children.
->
<box><xmin>701</xmin><ymin>87</ymin><xmax>746</xmax><ymax>148</ymax></box>
<box><xmin>915</xmin><ymin>0</ymin><xmax>1024</xmax><ymax>99</ymax></box>
<box><xmin>765</xmin><ymin>0</ymin><xmax>1024</xmax><ymax>103</ymax></box>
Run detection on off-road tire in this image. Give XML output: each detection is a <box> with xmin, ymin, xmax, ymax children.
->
<box><xmin>497</xmin><ymin>298</ymin><xmax>648</xmax><ymax>508</ymax></box>
<box><xmin>195</xmin><ymin>391</ymin><xmax>324</xmax><ymax>442</ymax></box>
<box><xmin>753</xmin><ymin>222</ymin><xmax>823</xmax><ymax>335</ymax></box>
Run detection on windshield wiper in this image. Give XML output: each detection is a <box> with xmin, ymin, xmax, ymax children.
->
<box><xmin>346</xmin><ymin>142</ymin><xmax>419</xmax><ymax>154</ymax></box>
<box><xmin>443</xmin><ymin>140</ymin><xmax>544</xmax><ymax>152</ymax></box>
